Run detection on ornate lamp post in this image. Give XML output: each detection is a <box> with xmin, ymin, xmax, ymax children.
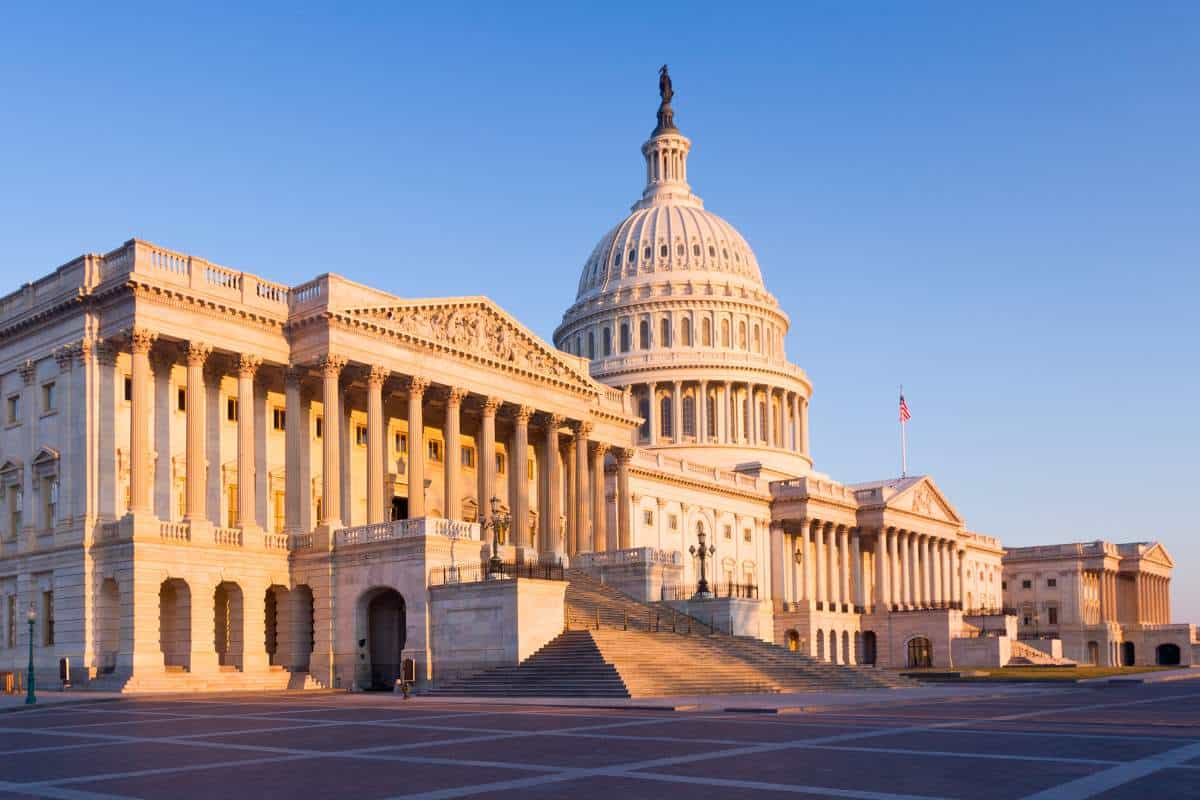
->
<box><xmin>482</xmin><ymin>496</ymin><xmax>511</xmax><ymax>579</ymax></box>
<box><xmin>25</xmin><ymin>602</ymin><xmax>36</xmax><ymax>705</ymax></box>
<box><xmin>689</xmin><ymin>524</ymin><xmax>716</xmax><ymax>598</ymax></box>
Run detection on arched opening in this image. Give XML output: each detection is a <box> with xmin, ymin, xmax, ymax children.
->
<box><xmin>815</xmin><ymin>628</ymin><xmax>824</xmax><ymax>661</ymax></box>
<box><xmin>701</xmin><ymin>318</ymin><xmax>712</xmax><ymax>346</ymax></box>
<box><xmin>842</xmin><ymin>631</ymin><xmax>851</xmax><ymax>664</ymax></box>
<box><xmin>1121</xmin><ymin>641</ymin><xmax>1135</xmax><ymax>667</ymax></box>
<box><xmin>906</xmin><ymin>636</ymin><xmax>932</xmax><ymax>668</ymax></box>
<box><xmin>660</xmin><ymin>317</ymin><xmax>671</xmax><ymax>347</ymax></box>
<box><xmin>660</xmin><ymin>396</ymin><xmax>673</xmax><ymax>438</ymax></box>
<box><xmin>97</xmin><ymin>578</ymin><xmax>120</xmax><ymax>674</ymax></box>
<box><xmin>1087</xmin><ymin>640</ymin><xmax>1100</xmax><ymax>665</ymax></box>
<box><xmin>639</xmin><ymin>319</ymin><xmax>650</xmax><ymax>349</ymax></box>
<box><xmin>638</xmin><ymin>395</ymin><xmax>651</xmax><ymax>441</ymax></box>
<box><xmin>360</xmin><ymin>587</ymin><xmax>407</xmax><ymax>691</ymax></box>
<box><xmin>861</xmin><ymin>631</ymin><xmax>878</xmax><ymax>665</ymax></box>
<box><xmin>682</xmin><ymin>317</ymin><xmax>692</xmax><ymax>346</ymax></box>
<box><xmin>785</xmin><ymin>629</ymin><xmax>800</xmax><ymax>652</ymax></box>
<box><xmin>620</xmin><ymin>322</ymin><xmax>630</xmax><ymax>352</ymax></box>
<box><xmin>214</xmin><ymin>582</ymin><xmax>245</xmax><ymax>669</ymax></box>
<box><xmin>158</xmin><ymin>578</ymin><xmax>191</xmax><ymax>671</ymax></box>
<box><xmin>682</xmin><ymin>395</ymin><xmax>695</xmax><ymax>437</ymax></box>
<box><xmin>264</xmin><ymin>585</ymin><xmax>287</xmax><ymax>667</ymax></box>
<box><xmin>1156</xmin><ymin>643</ymin><xmax>1181</xmax><ymax>666</ymax></box>
<box><xmin>829</xmin><ymin>630</ymin><xmax>838</xmax><ymax>664</ymax></box>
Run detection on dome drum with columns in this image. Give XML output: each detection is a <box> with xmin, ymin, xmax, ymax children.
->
<box><xmin>555</xmin><ymin>68</ymin><xmax>813</xmax><ymax>476</ymax></box>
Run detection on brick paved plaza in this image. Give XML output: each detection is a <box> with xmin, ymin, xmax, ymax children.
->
<box><xmin>0</xmin><ymin>683</ymin><xmax>1198</xmax><ymax>799</ymax></box>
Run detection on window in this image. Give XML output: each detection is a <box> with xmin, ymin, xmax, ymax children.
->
<box><xmin>314</xmin><ymin>416</ymin><xmax>324</xmax><ymax>439</ymax></box>
<box><xmin>738</xmin><ymin>320</ymin><xmax>747</xmax><ymax>349</ymax></box>
<box><xmin>639</xmin><ymin>319</ymin><xmax>650</xmax><ymax>349</ymax></box>
<box><xmin>272</xmin><ymin>408</ymin><xmax>286</xmax><ymax>431</ymax></box>
<box><xmin>743</xmin><ymin>528</ymin><xmax>752</xmax><ymax>543</ymax></box>
<box><xmin>394</xmin><ymin>431</ymin><xmax>407</xmax><ymax>453</ymax></box>
<box><xmin>643</xmin><ymin>509</ymin><xmax>654</xmax><ymax>525</ymax></box>
<box><xmin>668</xmin><ymin>514</ymin><xmax>678</xmax><ymax>530</ymax></box>
<box><xmin>177</xmin><ymin>387</ymin><xmax>186</xmax><ymax>412</ymax></box>
<box><xmin>682</xmin><ymin>317</ymin><xmax>692</xmax><ymax>346</ymax></box>
<box><xmin>587</xmin><ymin>332</ymin><xmax>595</xmax><ymax>359</ymax></box>
<box><xmin>41</xmin><ymin>382</ymin><xmax>56</xmax><ymax>413</ymax></box>
<box><xmin>701</xmin><ymin>318</ymin><xmax>712</xmax><ymax>346</ymax></box>
<box><xmin>682</xmin><ymin>396</ymin><xmax>695</xmax><ymax>437</ymax></box>
<box><xmin>355</xmin><ymin>424</ymin><xmax>368</xmax><ymax>447</ymax></box>
<box><xmin>227</xmin><ymin>484</ymin><xmax>238</xmax><ymax>528</ymax></box>
<box><xmin>619</xmin><ymin>322</ymin><xmax>630</xmax><ymax>353</ymax></box>
<box><xmin>614</xmin><ymin>252</ymin><xmax>621</xmax><ymax>268</ymax></box>
<box><xmin>628</xmin><ymin>248</ymin><xmax>636</xmax><ymax>265</ymax></box>
<box><xmin>708</xmin><ymin>245</ymin><xmax>716</xmax><ymax>257</ymax></box>
<box><xmin>461</xmin><ymin>446</ymin><xmax>476</xmax><ymax>468</ymax></box>
<box><xmin>495</xmin><ymin>453</ymin><xmax>506</xmax><ymax>474</ymax></box>
<box><xmin>41</xmin><ymin>591</ymin><xmax>53</xmax><ymax>647</ymax></box>
<box><xmin>637</xmin><ymin>395</ymin><xmax>650</xmax><ymax>440</ymax></box>
<box><xmin>427</xmin><ymin>440</ymin><xmax>443</xmax><ymax>462</ymax></box>
<box><xmin>1022</xmin><ymin>614</ymin><xmax>1032</xmax><ymax>625</ymax></box>
<box><xmin>724</xmin><ymin>524</ymin><xmax>733</xmax><ymax>540</ymax></box>
<box><xmin>227</xmin><ymin>397</ymin><xmax>239</xmax><ymax>422</ymax></box>
<box><xmin>1047</xmin><ymin>578</ymin><xmax>1057</xmax><ymax>588</ymax></box>
<box><xmin>8</xmin><ymin>486</ymin><xmax>22</xmax><ymax>537</ymax></box>
<box><xmin>752</xmin><ymin>324</ymin><xmax>761</xmax><ymax>351</ymax></box>
<box><xmin>693</xmin><ymin>244</ymin><xmax>701</xmax><ymax>257</ymax></box>
<box><xmin>272</xmin><ymin>491</ymin><xmax>285</xmax><ymax>533</ymax></box>
<box><xmin>43</xmin><ymin>478</ymin><xmax>57</xmax><ymax>531</ymax></box>
<box><xmin>6</xmin><ymin>395</ymin><xmax>19</xmax><ymax>424</ymax></box>
<box><xmin>123</xmin><ymin>377</ymin><xmax>132</xmax><ymax>402</ymax></box>
<box><xmin>574</xmin><ymin>335</ymin><xmax>581</xmax><ymax>355</ymax></box>
<box><xmin>707</xmin><ymin>396</ymin><xmax>717</xmax><ymax>437</ymax></box>
<box><xmin>1021</xmin><ymin>580</ymin><xmax>1032</xmax><ymax>589</ymax></box>
<box><xmin>660</xmin><ymin>318</ymin><xmax>671</xmax><ymax>347</ymax></box>
<box><xmin>660</xmin><ymin>396</ymin><xmax>673</xmax><ymax>438</ymax></box>
<box><xmin>5</xmin><ymin>596</ymin><xmax>13</xmax><ymax>647</ymax></box>
<box><xmin>676</xmin><ymin>243</ymin><xmax>684</xmax><ymax>256</ymax></box>
<box><xmin>720</xmin><ymin>319</ymin><xmax>731</xmax><ymax>347</ymax></box>
<box><xmin>660</xmin><ymin>244</ymin><xmax>668</xmax><ymax>258</ymax></box>
<box><xmin>1048</xmin><ymin>607</ymin><xmax>1059</xmax><ymax>625</ymax></box>
<box><xmin>1002</xmin><ymin>580</ymin><xmax>1008</xmax><ymax>590</ymax></box>
<box><xmin>602</xmin><ymin>328</ymin><xmax>612</xmax><ymax>356</ymax></box>
<box><xmin>643</xmin><ymin>246</ymin><xmax>652</xmax><ymax>261</ymax></box>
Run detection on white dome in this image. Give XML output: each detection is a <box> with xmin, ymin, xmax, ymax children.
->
<box><xmin>576</xmin><ymin>204</ymin><xmax>765</xmax><ymax>300</ymax></box>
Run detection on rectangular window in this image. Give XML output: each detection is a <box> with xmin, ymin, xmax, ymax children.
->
<box><xmin>1048</xmin><ymin>607</ymin><xmax>1059</xmax><ymax>625</ymax></box>
<box><xmin>355</xmin><ymin>424</ymin><xmax>368</xmax><ymax>447</ymax></box>
<box><xmin>1021</xmin><ymin>580</ymin><xmax>1032</xmax><ymax>589</ymax></box>
<box><xmin>1047</xmin><ymin>578</ymin><xmax>1057</xmax><ymax>588</ymax></box>
<box><xmin>1002</xmin><ymin>580</ymin><xmax>1007</xmax><ymax>590</ymax></box>
<box><xmin>724</xmin><ymin>524</ymin><xmax>732</xmax><ymax>540</ymax></box>
<box><xmin>227</xmin><ymin>484</ymin><xmax>238</xmax><ymax>528</ymax></box>
<box><xmin>5</xmin><ymin>395</ymin><xmax>19</xmax><ymax>424</ymax></box>
<box><xmin>123</xmin><ymin>376</ymin><xmax>132</xmax><ymax>402</ymax></box>
<box><xmin>9</xmin><ymin>486</ymin><xmax>22</xmax><ymax>537</ymax></box>
<box><xmin>41</xmin><ymin>382</ymin><xmax>56</xmax><ymax>413</ymax></box>
<box><xmin>272</xmin><ymin>408</ymin><xmax>286</xmax><ymax>431</ymax></box>
<box><xmin>461</xmin><ymin>446</ymin><xmax>476</xmax><ymax>468</ymax></box>
<box><xmin>43</xmin><ymin>478</ymin><xmax>57</xmax><ymax>531</ymax></box>
<box><xmin>394</xmin><ymin>431</ymin><xmax>407</xmax><ymax>453</ymax></box>
<box><xmin>643</xmin><ymin>509</ymin><xmax>654</xmax><ymax>526</ymax></box>
<box><xmin>1023</xmin><ymin>614</ymin><xmax>1032</xmax><ymax>626</ymax></box>
<box><xmin>5</xmin><ymin>596</ymin><xmax>13</xmax><ymax>648</ymax></box>
<box><xmin>427</xmin><ymin>440</ymin><xmax>443</xmax><ymax>462</ymax></box>
<box><xmin>495</xmin><ymin>453</ymin><xmax>506</xmax><ymax>475</ymax></box>
<box><xmin>314</xmin><ymin>416</ymin><xmax>323</xmax><ymax>439</ymax></box>
<box><xmin>42</xmin><ymin>591</ymin><xmax>53</xmax><ymax>646</ymax></box>
<box><xmin>668</xmin><ymin>514</ymin><xmax>678</xmax><ymax>530</ymax></box>
<box><xmin>743</xmin><ymin>528</ymin><xmax>752</xmax><ymax>543</ymax></box>
<box><xmin>226</xmin><ymin>397</ymin><xmax>239</xmax><ymax>422</ymax></box>
<box><xmin>177</xmin><ymin>387</ymin><xmax>186</xmax><ymax>412</ymax></box>
<box><xmin>272</xmin><ymin>491</ymin><xmax>285</xmax><ymax>533</ymax></box>
<box><xmin>528</xmin><ymin>460</ymin><xmax>535</xmax><ymax>480</ymax></box>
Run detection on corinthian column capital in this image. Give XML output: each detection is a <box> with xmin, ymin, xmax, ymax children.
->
<box><xmin>407</xmin><ymin>375</ymin><xmax>431</xmax><ymax>396</ymax></box>
<box><xmin>514</xmin><ymin>405</ymin><xmax>535</xmax><ymax>424</ymax></box>
<box><xmin>446</xmin><ymin>386</ymin><xmax>469</xmax><ymax>406</ymax></box>
<box><xmin>237</xmin><ymin>354</ymin><xmax>263</xmax><ymax>378</ymax></box>
<box><xmin>317</xmin><ymin>354</ymin><xmax>348</xmax><ymax>377</ymax></box>
<box><xmin>572</xmin><ymin>420</ymin><xmax>594</xmax><ymax>439</ymax></box>
<box><xmin>186</xmin><ymin>341</ymin><xmax>213</xmax><ymax>367</ymax></box>
<box><xmin>128</xmin><ymin>327</ymin><xmax>158</xmax><ymax>355</ymax></box>
<box><xmin>366</xmin><ymin>364</ymin><xmax>390</xmax><ymax>386</ymax></box>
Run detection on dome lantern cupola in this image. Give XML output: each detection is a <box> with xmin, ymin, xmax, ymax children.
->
<box><xmin>636</xmin><ymin>65</ymin><xmax>703</xmax><ymax>212</ymax></box>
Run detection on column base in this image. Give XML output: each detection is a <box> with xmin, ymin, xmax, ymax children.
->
<box><xmin>189</xmin><ymin>651</ymin><xmax>220</xmax><ymax>675</ymax></box>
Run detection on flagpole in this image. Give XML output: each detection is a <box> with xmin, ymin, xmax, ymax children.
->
<box><xmin>900</xmin><ymin>385</ymin><xmax>907</xmax><ymax>478</ymax></box>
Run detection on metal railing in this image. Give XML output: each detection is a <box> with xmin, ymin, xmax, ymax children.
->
<box><xmin>429</xmin><ymin>560</ymin><xmax>564</xmax><ymax>586</ymax></box>
<box><xmin>963</xmin><ymin>607</ymin><xmax>1017</xmax><ymax>617</ymax></box>
<box><xmin>660</xmin><ymin>582</ymin><xmax>760</xmax><ymax>601</ymax></box>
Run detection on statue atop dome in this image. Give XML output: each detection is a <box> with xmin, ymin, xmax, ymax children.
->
<box><xmin>654</xmin><ymin>64</ymin><xmax>677</xmax><ymax>135</ymax></box>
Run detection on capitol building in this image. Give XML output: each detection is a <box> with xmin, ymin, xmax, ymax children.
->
<box><xmin>0</xmin><ymin>72</ymin><xmax>1190</xmax><ymax>694</ymax></box>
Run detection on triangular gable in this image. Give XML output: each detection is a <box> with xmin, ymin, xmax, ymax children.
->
<box><xmin>345</xmin><ymin>298</ymin><xmax>594</xmax><ymax>390</ymax></box>
<box><xmin>31</xmin><ymin>447</ymin><xmax>60</xmax><ymax>466</ymax></box>
<box><xmin>890</xmin><ymin>476</ymin><xmax>963</xmax><ymax>526</ymax></box>
<box><xmin>1141</xmin><ymin>541</ymin><xmax>1174</xmax><ymax>568</ymax></box>
<box><xmin>0</xmin><ymin>459</ymin><xmax>22</xmax><ymax>476</ymax></box>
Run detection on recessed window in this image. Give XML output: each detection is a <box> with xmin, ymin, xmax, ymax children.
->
<box><xmin>676</xmin><ymin>243</ymin><xmax>684</xmax><ymax>256</ymax></box>
<box><xmin>355</xmin><ymin>424</ymin><xmax>368</xmax><ymax>447</ymax></box>
<box><xmin>668</xmin><ymin>514</ymin><xmax>678</xmax><ymax>530</ymax></box>
<box><xmin>1047</xmin><ymin>578</ymin><xmax>1057</xmax><ymax>588</ymax></box>
<box><xmin>427</xmin><ymin>440</ymin><xmax>443</xmax><ymax>462</ymax></box>
<box><xmin>461</xmin><ymin>446</ymin><xmax>476</xmax><ymax>468</ymax></box>
<box><xmin>724</xmin><ymin>524</ymin><xmax>733</xmax><ymax>540</ymax></box>
<box><xmin>394</xmin><ymin>431</ymin><xmax>407</xmax><ymax>452</ymax></box>
<box><xmin>660</xmin><ymin>244</ymin><xmax>668</xmax><ymax>258</ymax></box>
<box><xmin>41</xmin><ymin>382</ymin><xmax>56</xmax><ymax>413</ymax></box>
<box><xmin>602</xmin><ymin>328</ymin><xmax>612</xmax><ymax>356</ymax></box>
<box><xmin>743</xmin><ymin>528</ymin><xmax>752</xmax><ymax>543</ymax></box>
<box><xmin>272</xmin><ymin>408</ymin><xmax>286</xmax><ymax>431</ymax></box>
<box><xmin>619</xmin><ymin>322</ymin><xmax>631</xmax><ymax>353</ymax></box>
<box><xmin>628</xmin><ymin>249</ymin><xmax>636</xmax><ymax>264</ymax></box>
<box><xmin>123</xmin><ymin>377</ymin><xmax>132</xmax><ymax>402</ymax></box>
<box><xmin>643</xmin><ymin>246</ymin><xmax>652</xmax><ymax>261</ymax></box>
<box><xmin>495</xmin><ymin>453</ymin><xmax>507</xmax><ymax>474</ymax></box>
<box><xmin>176</xmin><ymin>387</ymin><xmax>186</xmax><ymax>412</ymax></box>
<box><xmin>1002</xmin><ymin>580</ymin><xmax>1008</xmax><ymax>590</ymax></box>
<box><xmin>6</xmin><ymin>395</ymin><xmax>20</xmax><ymax>424</ymax></box>
<box><xmin>708</xmin><ymin>246</ymin><xmax>716</xmax><ymax>257</ymax></box>
<box><xmin>1021</xmin><ymin>579</ymin><xmax>1032</xmax><ymax>589</ymax></box>
<box><xmin>41</xmin><ymin>591</ymin><xmax>53</xmax><ymax>647</ymax></box>
<box><xmin>314</xmin><ymin>416</ymin><xmax>324</xmax><ymax>439</ymax></box>
<box><xmin>227</xmin><ymin>397</ymin><xmax>239</xmax><ymax>422</ymax></box>
<box><xmin>643</xmin><ymin>510</ymin><xmax>654</xmax><ymax>526</ymax></box>
<box><xmin>1048</xmin><ymin>607</ymin><xmax>1058</xmax><ymax>625</ymax></box>
<box><xmin>723</xmin><ymin>248</ymin><xmax>729</xmax><ymax>259</ymax></box>
<box><xmin>614</xmin><ymin>252</ymin><xmax>621</xmax><ymax>267</ymax></box>
<box><xmin>693</xmin><ymin>244</ymin><xmax>701</xmax><ymax>257</ymax></box>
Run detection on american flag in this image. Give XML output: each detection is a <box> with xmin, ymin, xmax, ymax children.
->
<box><xmin>899</xmin><ymin>393</ymin><xmax>912</xmax><ymax>423</ymax></box>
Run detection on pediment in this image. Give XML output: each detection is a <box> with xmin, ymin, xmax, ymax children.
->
<box><xmin>345</xmin><ymin>298</ymin><xmax>594</xmax><ymax>390</ymax></box>
<box><xmin>891</xmin><ymin>477</ymin><xmax>963</xmax><ymax>526</ymax></box>
<box><xmin>1141</xmin><ymin>542</ymin><xmax>1174</xmax><ymax>568</ymax></box>
<box><xmin>0</xmin><ymin>459</ymin><xmax>22</xmax><ymax>476</ymax></box>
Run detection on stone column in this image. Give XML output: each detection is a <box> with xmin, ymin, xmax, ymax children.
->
<box><xmin>791</xmin><ymin>393</ymin><xmax>800</xmax><ymax>451</ymax></box>
<box><xmin>875</xmin><ymin>529</ymin><xmax>889</xmax><ymax>612</ymax></box>
<box><xmin>512</xmin><ymin>405</ymin><xmax>533</xmax><ymax>547</ymax></box>
<box><xmin>573</xmin><ymin>422</ymin><xmax>592</xmax><ymax>553</ymax></box>
<box><xmin>283</xmin><ymin>366</ymin><xmax>304</xmax><ymax>533</ymax></box>
<box><xmin>442</xmin><ymin>388</ymin><xmax>466</xmax><ymax>522</ymax></box>
<box><xmin>643</xmin><ymin>382</ymin><xmax>656</xmax><ymax>444</ymax></box>
<box><xmin>955</xmin><ymin>549</ymin><xmax>965</xmax><ymax>608</ymax></box>
<box><xmin>942</xmin><ymin>541</ymin><xmax>953</xmax><ymax>604</ymax></box>
<box><xmin>851</xmin><ymin>528</ymin><xmax>863</xmax><ymax>611</ymax></box>
<box><xmin>826</xmin><ymin>522</ymin><xmax>839</xmax><ymax>611</ymax></box>
<box><xmin>318</xmin><ymin>355</ymin><xmax>346</xmax><ymax>529</ymax></box>
<box><xmin>698</xmin><ymin>380</ymin><xmax>708</xmax><ymax>442</ymax></box>
<box><xmin>184</xmin><ymin>341</ymin><xmax>211</xmax><ymax>522</ymax></box>
<box><xmin>364</xmin><ymin>367</ymin><xmax>388</xmax><ymax>524</ymax></box>
<box><xmin>542</xmin><ymin>415</ymin><xmax>564</xmax><ymax>556</ymax></box>
<box><xmin>672</xmin><ymin>382</ymin><xmax>682</xmax><ymax>440</ymax></box>
<box><xmin>765</xmin><ymin>388</ymin><xmax>775</xmax><ymax>447</ymax></box>
<box><xmin>590</xmin><ymin>443</ymin><xmax>608</xmax><ymax>552</ymax></box>
<box><xmin>770</xmin><ymin>524</ymin><xmax>785</xmax><ymax>604</ymax></box>
<box><xmin>802</xmin><ymin>522</ymin><xmax>815</xmax><ymax>607</ymax></box>
<box><xmin>236</xmin><ymin>355</ymin><xmax>262</xmax><ymax>530</ymax></box>
<box><xmin>895</xmin><ymin>531</ymin><xmax>909</xmax><ymax>609</ymax></box>
<box><xmin>722</xmin><ymin>381</ymin><xmax>733</xmax><ymax>442</ymax></box>
<box><xmin>799</xmin><ymin>397</ymin><xmax>810</xmax><ymax>456</ymax></box>
<box><xmin>839</xmin><ymin>526</ymin><xmax>851</xmax><ymax>612</ymax></box>
<box><xmin>932</xmin><ymin>539</ymin><xmax>944</xmax><ymax>606</ymax></box>
<box><xmin>405</xmin><ymin>377</ymin><xmax>430</xmax><ymax>518</ymax></box>
<box><xmin>564</xmin><ymin>438</ymin><xmax>576</xmax><ymax>555</ymax></box>
<box><xmin>814</xmin><ymin>523</ymin><xmax>827</xmax><ymax>611</ymax></box>
<box><xmin>128</xmin><ymin>328</ymin><xmax>157</xmax><ymax>515</ymax></box>
<box><xmin>616</xmin><ymin>447</ymin><xmax>633</xmax><ymax>550</ymax></box>
<box><xmin>1135</xmin><ymin>574</ymin><xmax>1144</xmax><ymax>623</ymax></box>
<box><xmin>478</xmin><ymin>397</ymin><xmax>500</xmax><ymax>517</ymax></box>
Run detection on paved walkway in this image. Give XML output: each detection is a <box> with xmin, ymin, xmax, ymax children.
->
<box><xmin>0</xmin><ymin>682</ymin><xmax>1196</xmax><ymax>798</ymax></box>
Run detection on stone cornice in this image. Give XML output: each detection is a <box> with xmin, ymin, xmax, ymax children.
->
<box><xmin>625</xmin><ymin>462</ymin><xmax>770</xmax><ymax>504</ymax></box>
<box><xmin>125</xmin><ymin>279</ymin><xmax>287</xmax><ymax>333</ymax></box>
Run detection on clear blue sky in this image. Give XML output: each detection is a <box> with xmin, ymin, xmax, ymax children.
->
<box><xmin>2</xmin><ymin>4</ymin><xmax>1197</xmax><ymax>617</ymax></box>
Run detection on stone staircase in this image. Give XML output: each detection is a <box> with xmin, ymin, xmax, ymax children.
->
<box><xmin>1006</xmin><ymin>639</ymin><xmax>1077</xmax><ymax>667</ymax></box>
<box><xmin>84</xmin><ymin>666</ymin><xmax>324</xmax><ymax>694</ymax></box>
<box><xmin>427</xmin><ymin>570</ymin><xmax>912</xmax><ymax>698</ymax></box>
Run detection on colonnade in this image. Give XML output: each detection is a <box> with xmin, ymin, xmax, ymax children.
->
<box><xmin>1134</xmin><ymin>572</ymin><xmax>1171</xmax><ymax>624</ymax></box>
<box><xmin>629</xmin><ymin>380</ymin><xmax>808</xmax><ymax>453</ymax></box>
<box><xmin>121</xmin><ymin>331</ymin><xmax>638</xmax><ymax>557</ymax></box>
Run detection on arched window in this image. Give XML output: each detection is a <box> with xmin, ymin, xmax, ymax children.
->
<box><xmin>574</xmin><ymin>335</ymin><xmax>581</xmax><ymax>355</ymax></box>
<box><xmin>682</xmin><ymin>395</ymin><xmax>695</xmax><ymax>437</ymax></box>
<box><xmin>693</xmin><ymin>243</ymin><xmax>701</xmax><ymax>257</ymax></box>
<box><xmin>906</xmin><ymin>637</ymin><xmax>932</xmax><ymax>668</ymax></box>
<box><xmin>660</xmin><ymin>396</ymin><xmax>673</xmax><ymax>438</ymax></box>
<box><xmin>707</xmin><ymin>395</ymin><xmax>717</xmax><ymax>437</ymax></box>
<box><xmin>758</xmin><ymin>401</ymin><xmax>766</xmax><ymax>442</ymax></box>
<box><xmin>637</xmin><ymin>395</ymin><xmax>650</xmax><ymax>441</ymax></box>
<box><xmin>682</xmin><ymin>317</ymin><xmax>692</xmax><ymax>346</ymax></box>
<box><xmin>619</xmin><ymin>322</ymin><xmax>630</xmax><ymax>353</ymax></box>
<box><xmin>660</xmin><ymin>317</ymin><xmax>671</xmax><ymax>347</ymax></box>
<box><xmin>701</xmin><ymin>318</ymin><xmax>712</xmax><ymax>346</ymax></box>
<box><xmin>602</xmin><ymin>327</ymin><xmax>612</xmax><ymax>356</ymax></box>
<box><xmin>644</xmin><ymin>246</ymin><xmax>652</xmax><ymax>261</ymax></box>
<box><xmin>639</xmin><ymin>319</ymin><xmax>650</xmax><ymax>349</ymax></box>
<box><xmin>629</xmin><ymin>249</ymin><xmax>637</xmax><ymax>265</ymax></box>
<box><xmin>742</xmin><ymin>396</ymin><xmax>751</xmax><ymax>439</ymax></box>
<box><xmin>587</xmin><ymin>331</ymin><xmax>595</xmax><ymax>359</ymax></box>
<box><xmin>676</xmin><ymin>243</ymin><xmax>685</xmax><ymax>256</ymax></box>
<box><xmin>752</xmin><ymin>324</ymin><xmax>761</xmax><ymax>351</ymax></box>
<box><xmin>738</xmin><ymin>321</ymin><xmax>747</xmax><ymax>349</ymax></box>
<box><xmin>614</xmin><ymin>252</ymin><xmax>621</xmax><ymax>268</ymax></box>
<box><xmin>660</xmin><ymin>244</ymin><xmax>668</xmax><ymax>258</ymax></box>
<box><xmin>720</xmin><ymin>319</ymin><xmax>731</xmax><ymax>347</ymax></box>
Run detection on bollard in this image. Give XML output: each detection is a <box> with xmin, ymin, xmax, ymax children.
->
<box><xmin>623</xmin><ymin>610</ymin><xmax>628</xmax><ymax>631</ymax></box>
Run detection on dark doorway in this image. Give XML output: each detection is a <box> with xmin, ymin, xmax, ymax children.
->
<box><xmin>906</xmin><ymin>637</ymin><xmax>932</xmax><ymax>668</ymax></box>
<box><xmin>1156</xmin><ymin>643</ymin><xmax>1181</xmax><ymax>666</ymax></box>
<box><xmin>391</xmin><ymin>497</ymin><xmax>408</xmax><ymax>521</ymax></box>
<box><xmin>1121</xmin><ymin>641</ymin><xmax>1135</xmax><ymax>667</ymax></box>
<box><xmin>1087</xmin><ymin>641</ymin><xmax>1100</xmax><ymax>665</ymax></box>
<box><xmin>862</xmin><ymin>631</ymin><xmax>878</xmax><ymax>665</ymax></box>
<box><xmin>367</xmin><ymin>589</ymin><xmax>406</xmax><ymax>690</ymax></box>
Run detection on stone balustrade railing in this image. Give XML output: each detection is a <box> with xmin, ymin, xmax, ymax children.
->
<box><xmin>333</xmin><ymin>517</ymin><xmax>482</xmax><ymax>548</ymax></box>
<box><xmin>160</xmin><ymin>521</ymin><xmax>190</xmax><ymax>542</ymax></box>
<box><xmin>97</xmin><ymin>521</ymin><xmax>121</xmax><ymax>542</ymax></box>
<box><xmin>213</xmin><ymin>527</ymin><xmax>243</xmax><ymax>547</ymax></box>
<box><xmin>263</xmin><ymin>533</ymin><xmax>290</xmax><ymax>550</ymax></box>
<box><xmin>591</xmin><ymin>349</ymin><xmax>808</xmax><ymax>382</ymax></box>
<box><xmin>572</xmin><ymin>546</ymin><xmax>682</xmax><ymax>568</ymax></box>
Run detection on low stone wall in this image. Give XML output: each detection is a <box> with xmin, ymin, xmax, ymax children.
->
<box><xmin>1021</xmin><ymin>638</ymin><xmax>1064</xmax><ymax>659</ymax></box>
<box><xmin>951</xmin><ymin>636</ymin><xmax>1010</xmax><ymax>668</ymax></box>
<box><xmin>572</xmin><ymin>559</ymin><xmax>682</xmax><ymax>604</ymax></box>
<box><xmin>428</xmin><ymin>577</ymin><xmax>566</xmax><ymax>685</ymax></box>
<box><xmin>661</xmin><ymin>596</ymin><xmax>771</xmax><ymax>641</ymax></box>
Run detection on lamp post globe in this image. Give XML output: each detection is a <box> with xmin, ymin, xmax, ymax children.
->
<box><xmin>485</xmin><ymin>496</ymin><xmax>509</xmax><ymax>578</ymax></box>
<box><xmin>689</xmin><ymin>525</ymin><xmax>717</xmax><ymax>599</ymax></box>
<box><xmin>25</xmin><ymin>602</ymin><xmax>36</xmax><ymax>705</ymax></box>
